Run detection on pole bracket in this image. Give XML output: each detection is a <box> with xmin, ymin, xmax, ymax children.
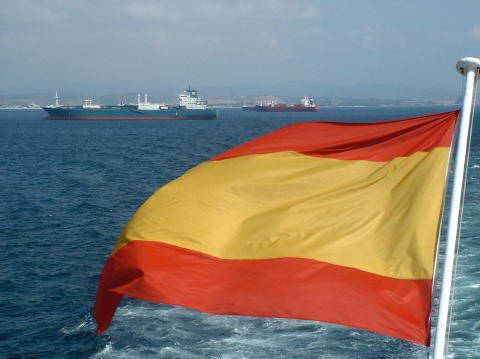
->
<box><xmin>456</xmin><ymin>57</ymin><xmax>480</xmax><ymax>76</ymax></box>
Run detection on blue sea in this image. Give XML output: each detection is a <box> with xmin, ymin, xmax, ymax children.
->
<box><xmin>1</xmin><ymin>107</ymin><xmax>479</xmax><ymax>359</ymax></box>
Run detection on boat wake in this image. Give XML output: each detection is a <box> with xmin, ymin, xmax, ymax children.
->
<box><xmin>88</xmin><ymin>300</ymin><xmax>429</xmax><ymax>359</ymax></box>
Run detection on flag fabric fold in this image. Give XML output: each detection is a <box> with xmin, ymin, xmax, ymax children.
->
<box><xmin>94</xmin><ymin>110</ymin><xmax>459</xmax><ymax>345</ymax></box>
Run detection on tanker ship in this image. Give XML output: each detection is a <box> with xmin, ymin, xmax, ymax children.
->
<box><xmin>243</xmin><ymin>96</ymin><xmax>320</xmax><ymax>112</ymax></box>
<box><xmin>43</xmin><ymin>88</ymin><xmax>217</xmax><ymax>120</ymax></box>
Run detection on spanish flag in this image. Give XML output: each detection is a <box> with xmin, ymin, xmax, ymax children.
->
<box><xmin>94</xmin><ymin>110</ymin><xmax>458</xmax><ymax>345</ymax></box>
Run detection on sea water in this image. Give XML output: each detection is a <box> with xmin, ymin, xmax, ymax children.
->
<box><xmin>1</xmin><ymin>107</ymin><xmax>479</xmax><ymax>359</ymax></box>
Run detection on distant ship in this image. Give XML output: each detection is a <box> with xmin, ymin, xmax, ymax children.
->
<box><xmin>43</xmin><ymin>87</ymin><xmax>217</xmax><ymax>120</ymax></box>
<box><xmin>242</xmin><ymin>96</ymin><xmax>320</xmax><ymax>112</ymax></box>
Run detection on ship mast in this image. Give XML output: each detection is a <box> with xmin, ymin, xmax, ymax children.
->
<box><xmin>55</xmin><ymin>91</ymin><xmax>59</xmax><ymax>107</ymax></box>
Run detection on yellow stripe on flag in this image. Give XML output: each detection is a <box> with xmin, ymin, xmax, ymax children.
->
<box><xmin>114</xmin><ymin>148</ymin><xmax>450</xmax><ymax>279</ymax></box>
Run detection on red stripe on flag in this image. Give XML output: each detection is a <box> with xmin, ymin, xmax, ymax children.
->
<box><xmin>211</xmin><ymin>111</ymin><xmax>458</xmax><ymax>162</ymax></box>
<box><xmin>94</xmin><ymin>241</ymin><xmax>433</xmax><ymax>345</ymax></box>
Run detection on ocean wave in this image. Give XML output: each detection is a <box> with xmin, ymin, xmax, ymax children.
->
<box><xmin>60</xmin><ymin>315</ymin><xmax>95</xmax><ymax>335</ymax></box>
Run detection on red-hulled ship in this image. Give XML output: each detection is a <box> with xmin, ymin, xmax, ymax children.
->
<box><xmin>244</xmin><ymin>96</ymin><xmax>320</xmax><ymax>112</ymax></box>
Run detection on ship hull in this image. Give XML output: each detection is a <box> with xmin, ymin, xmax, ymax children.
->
<box><xmin>43</xmin><ymin>107</ymin><xmax>217</xmax><ymax>120</ymax></box>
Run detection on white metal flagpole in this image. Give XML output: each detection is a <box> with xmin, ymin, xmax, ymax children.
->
<box><xmin>433</xmin><ymin>57</ymin><xmax>480</xmax><ymax>359</ymax></box>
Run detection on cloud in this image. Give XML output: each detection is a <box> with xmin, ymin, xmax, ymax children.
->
<box><xmin>0</xmin><ymin>0</ymin><xmax>323</xmax><ymax>52</ymax></box>
<box><xmin>0</xmin><ymin>0</ymin><xmax>321</xmax><ymax>30</ymax></box>
<box><xmin>118</xmin><ymin>0</ymin><xmax>322</xmax><ymax>24</ymax></box>
<box><xmin>471</xmin><ymin>25</ymin><xmax>480</xmax><ymax>40</ymax></box>
<box><xmin>348</xmin><ymin>25</ymin><xmax>408</xmax><ymax>50</ymax></box>
<box><xmin>0</xmin><ymin>0</ymin><xmax>326</xmax><ymax>92</ymax></box>
<box><xmin>0</xmin><ymin>0</ymin><xmax>59</xmax><ymax>31</ymax></box>
<box><xmin>0</xmin><ymin>0</ymin><xmax>473</xmax><ymax>93</ymax></box>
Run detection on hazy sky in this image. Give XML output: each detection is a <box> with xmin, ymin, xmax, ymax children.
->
<box><xmin>1</xmin><ymin>0</ymin><xmax>479</xmax><ymax>95</ymax></box>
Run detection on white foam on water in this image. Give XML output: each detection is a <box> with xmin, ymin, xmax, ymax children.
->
<box><xmin>445</xmin><ymin>337</ymin><xmax>480</xmax><ymax>359</ymax></box>
<box><xmin>91</xmin><ymin>301</ymin><xmax>428</xmax><ymax>359</ymax></box>
<box><xmin>92</xmin><ymin>342</ymin><xmax>113</xmax><ymax>358</ymax></box>
<box><xmin>60</xmin><ymin>316</ymin><xmax>95</xmax><ymax>335</ymax></box>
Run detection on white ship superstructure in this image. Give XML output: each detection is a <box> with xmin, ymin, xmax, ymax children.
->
<box><xmin>137</xmin><ymin>93</ymin><xmax>168</xmax><ymax>110</ymax></box>
<box><xmin>83</xmin><ymin>98</ymin><xmax>101</xmax><ymax>109</ymax></box>
<box><xmin>301</xmin><ymin>96</ymin><xmax>317</xmax><ymax>108</ymax></box>
<box><xmin>179</xmin><ymin>87</ymin><xmax>209</xmax><ymax>109</ymax></box>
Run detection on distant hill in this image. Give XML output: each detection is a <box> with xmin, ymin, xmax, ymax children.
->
<box><xmin>0</xmin><ymin>82</ymin><xmax>460</xmax><ymax>107</ymax></box>
<box><xmin>200</xmin><ymin>81</ymin><xmax>459</xmax><ymax>101</ymax></box>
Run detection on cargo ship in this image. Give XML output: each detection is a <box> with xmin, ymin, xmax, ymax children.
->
<box><xmin>242</xmin><ymin>96</ymin><xmax>320</xmax><ymax>112</ymax></box>
<box><xmin>43</xmin><ymin>88</ymin><xmax>217</xmax><ymax>120</ymax></box>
